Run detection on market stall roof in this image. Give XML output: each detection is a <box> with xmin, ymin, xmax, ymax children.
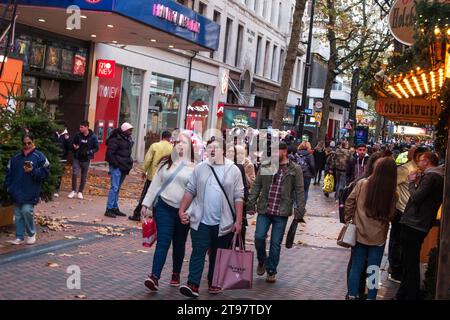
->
<box><xmin>0</xmin><ymin>0</ymin><xmax>220</xmax><ymax>51</ymax></box>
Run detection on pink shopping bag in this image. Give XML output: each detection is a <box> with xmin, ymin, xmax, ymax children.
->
<box><xmin>142</xmin><ymin>218</ymin><xmax>157</xmax><ymax>248</ymax></box>
<box><xmin>212</xmin><ymin>234</ymin><xmax>254</xmax><ymax>290</ymax></box>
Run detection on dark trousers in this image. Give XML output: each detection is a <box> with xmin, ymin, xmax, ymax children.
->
<box><xmin>396</xmin><ymin>225</ymin><xmax>427</xmax><ymax>300</ymax></box>
<box><xmin>72</xmin><ymin>159</ymin><xmax>90</xmax><ymax>193</ymax></box>
<box><xmin>188</xmin><ymin>223</ymin><xmax>233</xmax><ymax>287</ymax></box>
<box><xmin>56</xmin><ymin>160</ymin><xmax>67</xmax><ymax>192</ymax></box>
<box><xmin>388</xmin><ymin>210</ymin><xmax>403</xmax><ymax>278</ymax></box>
<box><xmin>152</xmin><ymin>198</ymin><xmax>190</xmax><ymax>278</ymax></box>
<box><xmin>314</xmin><ymin>169</ymin><xmax>323</xmax><ymax>184</ymax></box>
<box><xmin>133</xmin><ymin>179</ymin><xmax>152</xmax><ymax>217</ymax></box>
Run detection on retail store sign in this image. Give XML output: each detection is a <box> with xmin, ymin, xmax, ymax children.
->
<box><xmin>96</xmin><ymin>60</ymin><xmax>115</xmax><ymax>78</ymax></box>
<box><xmin>394</xmin><ymin>125</ymin><xmax>427</xmax><ymax>136</ymax></box>
<box><xmin>388</xmin><ymin>0</ymin><xmax>415</xmax><ymax>46</ymax></box>
<box><xmin>375</xmin><ymin>98</ymin><xmax>442</xmax><ymax>125</ymax></box>
<box><xmin>153</xmin><ymin>4</ymin><xmax>201</xmax><ymax>33</ymax></box>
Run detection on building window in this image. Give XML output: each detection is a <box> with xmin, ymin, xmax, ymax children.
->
<box><xmin>198</xmin><ymin>2</ymin><xmax>207</xmax><ymax>16</ymax></box>
<box><xmin>186</xmin><ymin>83</ymin><xmax>214</xmax><ymax>135</ymax></box>
<box><xmin>263</xmin><ymin>41</ymin><xmax>270</xmax><ymax>78</ymax></box>
<box><xmin>338</xmin><ymin>108</ymin><xmax>343</xmax><ymax>115</ymax></box>
<box><xmin>295</xmin><ymin>59</ymin><xmax>302</xmax><ymax>89</ymax></box>
<box><xmin>278</xmin><ymin>49</ymin><xmax>285</xmax><ymax>82</ymax></box>
<box><xmin>253</xmin><ymin>0</ymin><xmax>258</xmax><ymax>11</ymax></box>
<box><xmin>262</xmin><ymin>0</ymin><xmax>268</xmax><ymax>19</ymax></box>
<box><xmin>119</xmin><ymin>67</ymin><xmax>143</xmax><ymax>155</ymax></box>
<box><xmin>211</xmin><ymin>10</ymin><xmax>221</xmax><ymax>59</ymax></box>
<box><xmin>146</xmin><ymin>74</ymin><xmax>182</xmax><ymax>150</ymax></box>
<box><xmin>271</xmin><ymin>45</ymin><xmax>278</xmax><ymax>80</ymax></box>
<box><xmin>277</xmin><ymin>2</ymin><xmax>282</xmax><ymax>29</ymax></box>
<box><xmin>235</xmin><ymin>24</ymin><xmax>244</xmax><ymax>67</ymax></box>
<box><xmin>330</xmin><ymin>106</ymin><xmax>335</xmax><ymax>112</ymax></box>
<box><xmin>223</xmin><ymin>18</ymin><xmax>233</xmax><ymax>64</ymax></box>
<box><xmin>176</xmin><ymin>0</ymin><xmax>186</xmax><ymax>6</ymax></box>
<box><xmin>271</xmin><ymin>0</ymin><xmax>276</xmax><ymax>24</ymax></box>
<box><xmin>255</xmin><ymin>36</ymin><xmax>262</xmax><ymax>74</ymax></box>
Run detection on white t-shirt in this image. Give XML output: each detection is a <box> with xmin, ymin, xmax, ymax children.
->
<box><xmin>202</xmin><ymin>164</ymin><xmax>225</xmax><ymax>226</ymax></box>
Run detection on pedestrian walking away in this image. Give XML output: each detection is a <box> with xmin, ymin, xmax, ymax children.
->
<box><xmin>68</xmin><ymin>120</ymin><xmax>99</xmax><ymax>200</ymax></box>
<box><xmin>293</xmin><ymin>141</ymin><xmax>315</xmax><ymax>205</ymax></box>
<box><xmin>178</xmin><ymin>136</ymin><xmax>244</xmax><ymax>298</ymax></box>
<box><xmin>247</xmin><ymin>141</ymin><xmax>306</xmax><ymax>283</ymax></box>
<box><xmin>141</xmin><ymin>132</ymin><xmax>196</xmax><ymax>292</ymax></box>
<box><xmin>344</xmin><ymin>157</ymin><xmax>397</xmax><ymax>300</ymax></box>
<box><xmin>129</xmin><ymin>130</ymin><xmax>173</xmax><ymax>221</ymax></box>
<box><xmin>313</xmin><ymin>141</ymin><xmax>326</xmax><ymax>186</ymax></box>
<box><xmin>5</xmin><ymin>134</ymin><xmax>50</xmax><ymax>246</ymax></box>
<box><xmin>104</xmin><ymin>122</ymin><xmax>134</xmax><ymax>218</ymax></box>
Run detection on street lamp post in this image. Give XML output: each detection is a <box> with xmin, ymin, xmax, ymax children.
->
<box><xmin>295</xmin><ymin>0</ymin><xmax>316</xmax><ymax>142</ymax></box>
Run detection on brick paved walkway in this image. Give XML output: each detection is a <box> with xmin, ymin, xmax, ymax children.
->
<box><xmin>0</xmin><ymin>185</ymin><xmax>400</xmax><ymax>300</ymax></box>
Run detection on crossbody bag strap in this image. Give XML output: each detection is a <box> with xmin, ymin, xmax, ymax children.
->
<box><xmin>153</xmin><ymin>161</ymin><xmax>186</xmax><ymax>206</ymax></box>
<box><xmin>208</xmin><ymin>165</ymin><xmax>236</xmax><ymax>221</ymax></box>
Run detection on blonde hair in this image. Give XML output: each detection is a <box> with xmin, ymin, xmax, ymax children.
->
<box><xmin>298</xmin><ymin>141</ymin><xmax>312</xmax><ymax>151</ymax></box>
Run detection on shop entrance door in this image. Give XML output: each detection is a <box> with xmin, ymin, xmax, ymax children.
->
<box><xmin>93</xmin><ymin>66</ymin><xmax>123</xmax><ymax>162</ymax></box>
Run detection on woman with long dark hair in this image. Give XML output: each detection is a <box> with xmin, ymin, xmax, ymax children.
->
<box><xmin>344</xmin><ymin>156</ymin><xmax>397</xmax><ymax>300</ymax></box>
<box><xmin>141</xmin><ymin>132</ymin><xmax>196</xmax><ymax>292</ymax></box>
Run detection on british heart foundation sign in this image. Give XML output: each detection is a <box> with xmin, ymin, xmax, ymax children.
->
<box><xmin>96</xmin><ymin>60</ymin><xmax>115</xmax><ymax>78</ymax></box>
<box><xmin>375</xmin><ymin>98</ymin><xmax>442</xmax><ymax>125</ymax></box>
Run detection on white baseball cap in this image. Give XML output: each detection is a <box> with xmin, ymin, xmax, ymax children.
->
<box><xmin>121</xmin><ymin>122</ymin><xmax>133</xmax><ymax>132</ymax></box>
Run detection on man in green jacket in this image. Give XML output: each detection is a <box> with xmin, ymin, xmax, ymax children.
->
<box><xmin>247</xmin><ymin>141</ymin><xmax>306</xmax><ymax>283</ymax></box>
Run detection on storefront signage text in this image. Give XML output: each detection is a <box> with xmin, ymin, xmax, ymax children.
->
<box><xmin>375</xmin><ymin>98</ymin><xmax>442</xmax><ymax>124</ymax></box>
<box><xmin>188</xmin><ymin>104</ymin><xmax>209</xmax><ymax>113</ymax></box>
<box><xmin>98</xmin><ymin>84</ymin><xmax>119</xmax><ymax>99</ymax></box>
<box><xmin>96</xmin><ymin>60</ymin><xmax>116</xmax><ymax>78</ymax></box>
<box><xmin>388</xmin><ymin>0</ymin><xmax>415</xmax><ymax>46</ymax></box>
<box><xmin>153</xmin><ymin>4</ymin><xmax>201</xmax><ymax>33</ymax></box>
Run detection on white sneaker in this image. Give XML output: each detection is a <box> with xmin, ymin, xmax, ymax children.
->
<box><xmin>25</xmin><ymin>235</ymin><xmax>36</xmax><ymax>245</ymax></box>
<box><xmin>68</xmin><ymin>191</ymin><xmax>77</xmax><ymax>199</ymax></box>
<box><xmin>77</xmin><ymin>192</ymin><xmax>84</xmax><ymax>200</ymax></box>
<box><xmin>8</xmin><ymin>238</ymin><xmax>24</xmax><ymax>245</ymax></box>
<box><xmin>53</xmin><ymin>193</ymin><xmax>60</xmax><ymax>198</ymax></box>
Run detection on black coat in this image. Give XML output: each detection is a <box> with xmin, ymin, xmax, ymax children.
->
<box><xmin>346</xmin><ymin>154</ymin><xmax>369</xmax><ymax>185</ymax></box>
<box><xmin>72</xmin><ymin>130</ymin><xmax>99</xmax><ymax>161</ymax></box>
<box><xmin>105</xmin><ymin>128</ymin><xmax>134</xmax><ymax>174</ymax></box>
<box><xmin>313</xmin><ymin>149</ymin><xmax>326</xmax><ymax>171</ymax></box>
<box><xmin>54</xmin><ymin>133</ymin><xmax>71</xmax><ymax>160</ymax></box>
<box><xmin>400</xmin><ymin>166</ymin><xmax>444</xmax><ymax>233</ymax></box>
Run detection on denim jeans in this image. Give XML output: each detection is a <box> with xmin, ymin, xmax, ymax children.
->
<box><xmin>188</xmin><ymin>223</ymin><xmax>233</xmax><ymax>287</ymax></box>
<box><xmin>335</xmin><ymin>170</ymin><xmax>347</xmax><ymax>200</ymax></box>
<box><xmin>348</xmin><ymin>242</ymin><xmax>385</xmax><ymax>300</ymax></box>
<box><xmin>14</xmin><ymin>204</ymin><xmax>36</xmax><ymax>240</ymax></box>
<box><xmin>72</xmin><ymin>159</ymin><xmax>90</xmax><ymax>193</ymax></box>
<box><xmin>106</xmin><ymin>167</ymin><xmax>126</xmax><ymax>210</ymax></box>
<box><xmin>151</xmin><ymin>198</ymin><xmax>190</xmax><ymax>279</ymax></box>
<box><xmin>303</xmin><ymin>177</ymin><xmax>312</xmax><ymax>204</ymax></box>
<box><xmin>254</xmin><ymin>214</ymin><xmax>288</xmax><ymax>275</ymax></box>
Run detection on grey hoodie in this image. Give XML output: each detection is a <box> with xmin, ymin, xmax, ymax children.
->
<box><xmin>186</xmin><ymin>158</ymin><xmax>244</xmax><ymax>236</ymax></box>
<box><xmin>400</xmin><ymin>165</ymin><xmax>445</xmax><ymax>233</ymax></box>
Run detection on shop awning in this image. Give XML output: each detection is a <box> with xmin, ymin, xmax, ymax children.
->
<box><xmin>0</xmin><ymin>0</ymin><xmax>220</xmax><ymax>51</ymax></box>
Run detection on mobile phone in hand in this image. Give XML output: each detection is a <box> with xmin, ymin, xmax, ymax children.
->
<box><xmin>24</xmin><ymin>161</ymin><xmax>33</xmax><ymax>168</ymax></box>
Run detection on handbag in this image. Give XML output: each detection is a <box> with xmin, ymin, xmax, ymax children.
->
<box><xmin>211</xmin><ymin>234</ymin><xmax>254</xmax><ymax>290</ymax></box>
<box><xmin>152</xmin><ymin>161</ymin><xmax>186</xmax><ymax>208</ymax></box>
<box><xmin>337</xmin><ymin>220</ymin><xmax>356</xmax><ymax>248</ymax></box>
<box><xmin>285</xmin><ymin>219</ymin><xmax>299</xmax><ymax>249</ymax></box>
<box><xmin>208</xmin><ymin>165</ymin><xmax>236</xmax><ymax>221</ymax></box>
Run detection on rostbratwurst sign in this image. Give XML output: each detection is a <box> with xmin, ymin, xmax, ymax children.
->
<box><xmin>388</xmin><ymin>0</ymin><xmax>416</xmax><ymax>46</ymax></box>
<box><xmin>375</xmin><ymin>98</ymin><xmax>442</xmax><ymax>124</ymax></box>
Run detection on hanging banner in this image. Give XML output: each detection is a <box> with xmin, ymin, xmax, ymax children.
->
<box><xmin>388</xmin><ymin>0</ymin><xmax>416</xmax><ymax>46</ymax></box>
<box><xmin>375</xmin><ymin>98</ymin><xmax>442</xmax><ymax>125</ymax></box>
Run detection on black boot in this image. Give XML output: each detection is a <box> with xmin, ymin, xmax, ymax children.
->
<box><xmin>104</xmin><ymin>209</ymin><xmax>117</xmax><ymax>218</ymax></box>
<box><xmin>113</xmin><ymin>208</ymin><xmax>127</xmax><ymax>217</ymax></box>
<box><xmin>128</xmin><ymin>215</ymin><xmax>141</xmax><ymax>221</ymax></box>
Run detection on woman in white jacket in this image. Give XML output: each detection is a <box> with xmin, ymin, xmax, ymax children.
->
<box><xmin>142</xmin><ymin>132</ymin><xmax>195</xmax><ymax>292</ymax></box>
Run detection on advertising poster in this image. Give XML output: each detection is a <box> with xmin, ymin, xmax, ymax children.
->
<box><xmin>73</xmin><ymin>50</ymin><xmax>87</xmax><ymax>76</ymax></box>
<box><xmin>29</xmin><ymin>41</ymin><xmax>46</xmax><ymax>69</ymax></box>
<box><xmin>61</xmin><ymin>48</ymin><xmax>74</xmax><ymax>73</ymax></box>
<box><xmin>45</xmin><ymin>45</ymin><xmax>61</xmax><ymax>73</ymax></box>
<box><xmin>222</xmin><ymin>108</ymin><xmax>258</xmax><ymax>130</ymax></box>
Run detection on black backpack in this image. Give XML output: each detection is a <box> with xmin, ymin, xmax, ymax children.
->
<box><xmin>338</xmin><ymin>181</ymin><xmax>356</xmax><ymax>223</ymax></box>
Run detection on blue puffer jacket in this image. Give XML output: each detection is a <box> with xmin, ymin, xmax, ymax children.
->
<box><xmin>5</xmin><ymin>149</ymin><xmax>50</xmax><ymax>205</ymax></box>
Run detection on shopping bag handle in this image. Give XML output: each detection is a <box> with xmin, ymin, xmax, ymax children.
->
<box><xmin>230</xmin><ymin>233</ymin><xmax>245</xmax><ymax>251</ymax></box>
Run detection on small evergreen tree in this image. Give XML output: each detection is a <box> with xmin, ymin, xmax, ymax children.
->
<box><xmin>0</xmin><ymin>98</ymin><xmax>63</xmax><ymax>205</ymax></box>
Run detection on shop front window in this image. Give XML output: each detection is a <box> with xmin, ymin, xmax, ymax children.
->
<box><xmin>146</xmin><ymin>74</ymin><xmax>182</xmax><ymax>150</ymax></box>
<box><xmin>186</xmin><ymin>83</ymin><xmax>213</xmax><ymax>135</ymax></box>
<box><xmin>119</xmin><ymin>67</ymin><xmax>143</xmax><ymax>156</ymax></box>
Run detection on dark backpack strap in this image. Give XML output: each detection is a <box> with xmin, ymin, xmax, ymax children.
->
<box><xmin>208</xmin><ymin>165</ymin><xmax>236</xmax><ymax>221</ymax></box>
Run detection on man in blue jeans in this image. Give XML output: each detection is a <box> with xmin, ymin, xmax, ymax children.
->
<box><xmin>247</xmin><ymin>141</ymin><xmax>305</xmax><ymax>283</ymax></box>
<box><xmin>104</xmin><ymin>123</ymin><xmax>134</xmax><ymax>218</ymax></box>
